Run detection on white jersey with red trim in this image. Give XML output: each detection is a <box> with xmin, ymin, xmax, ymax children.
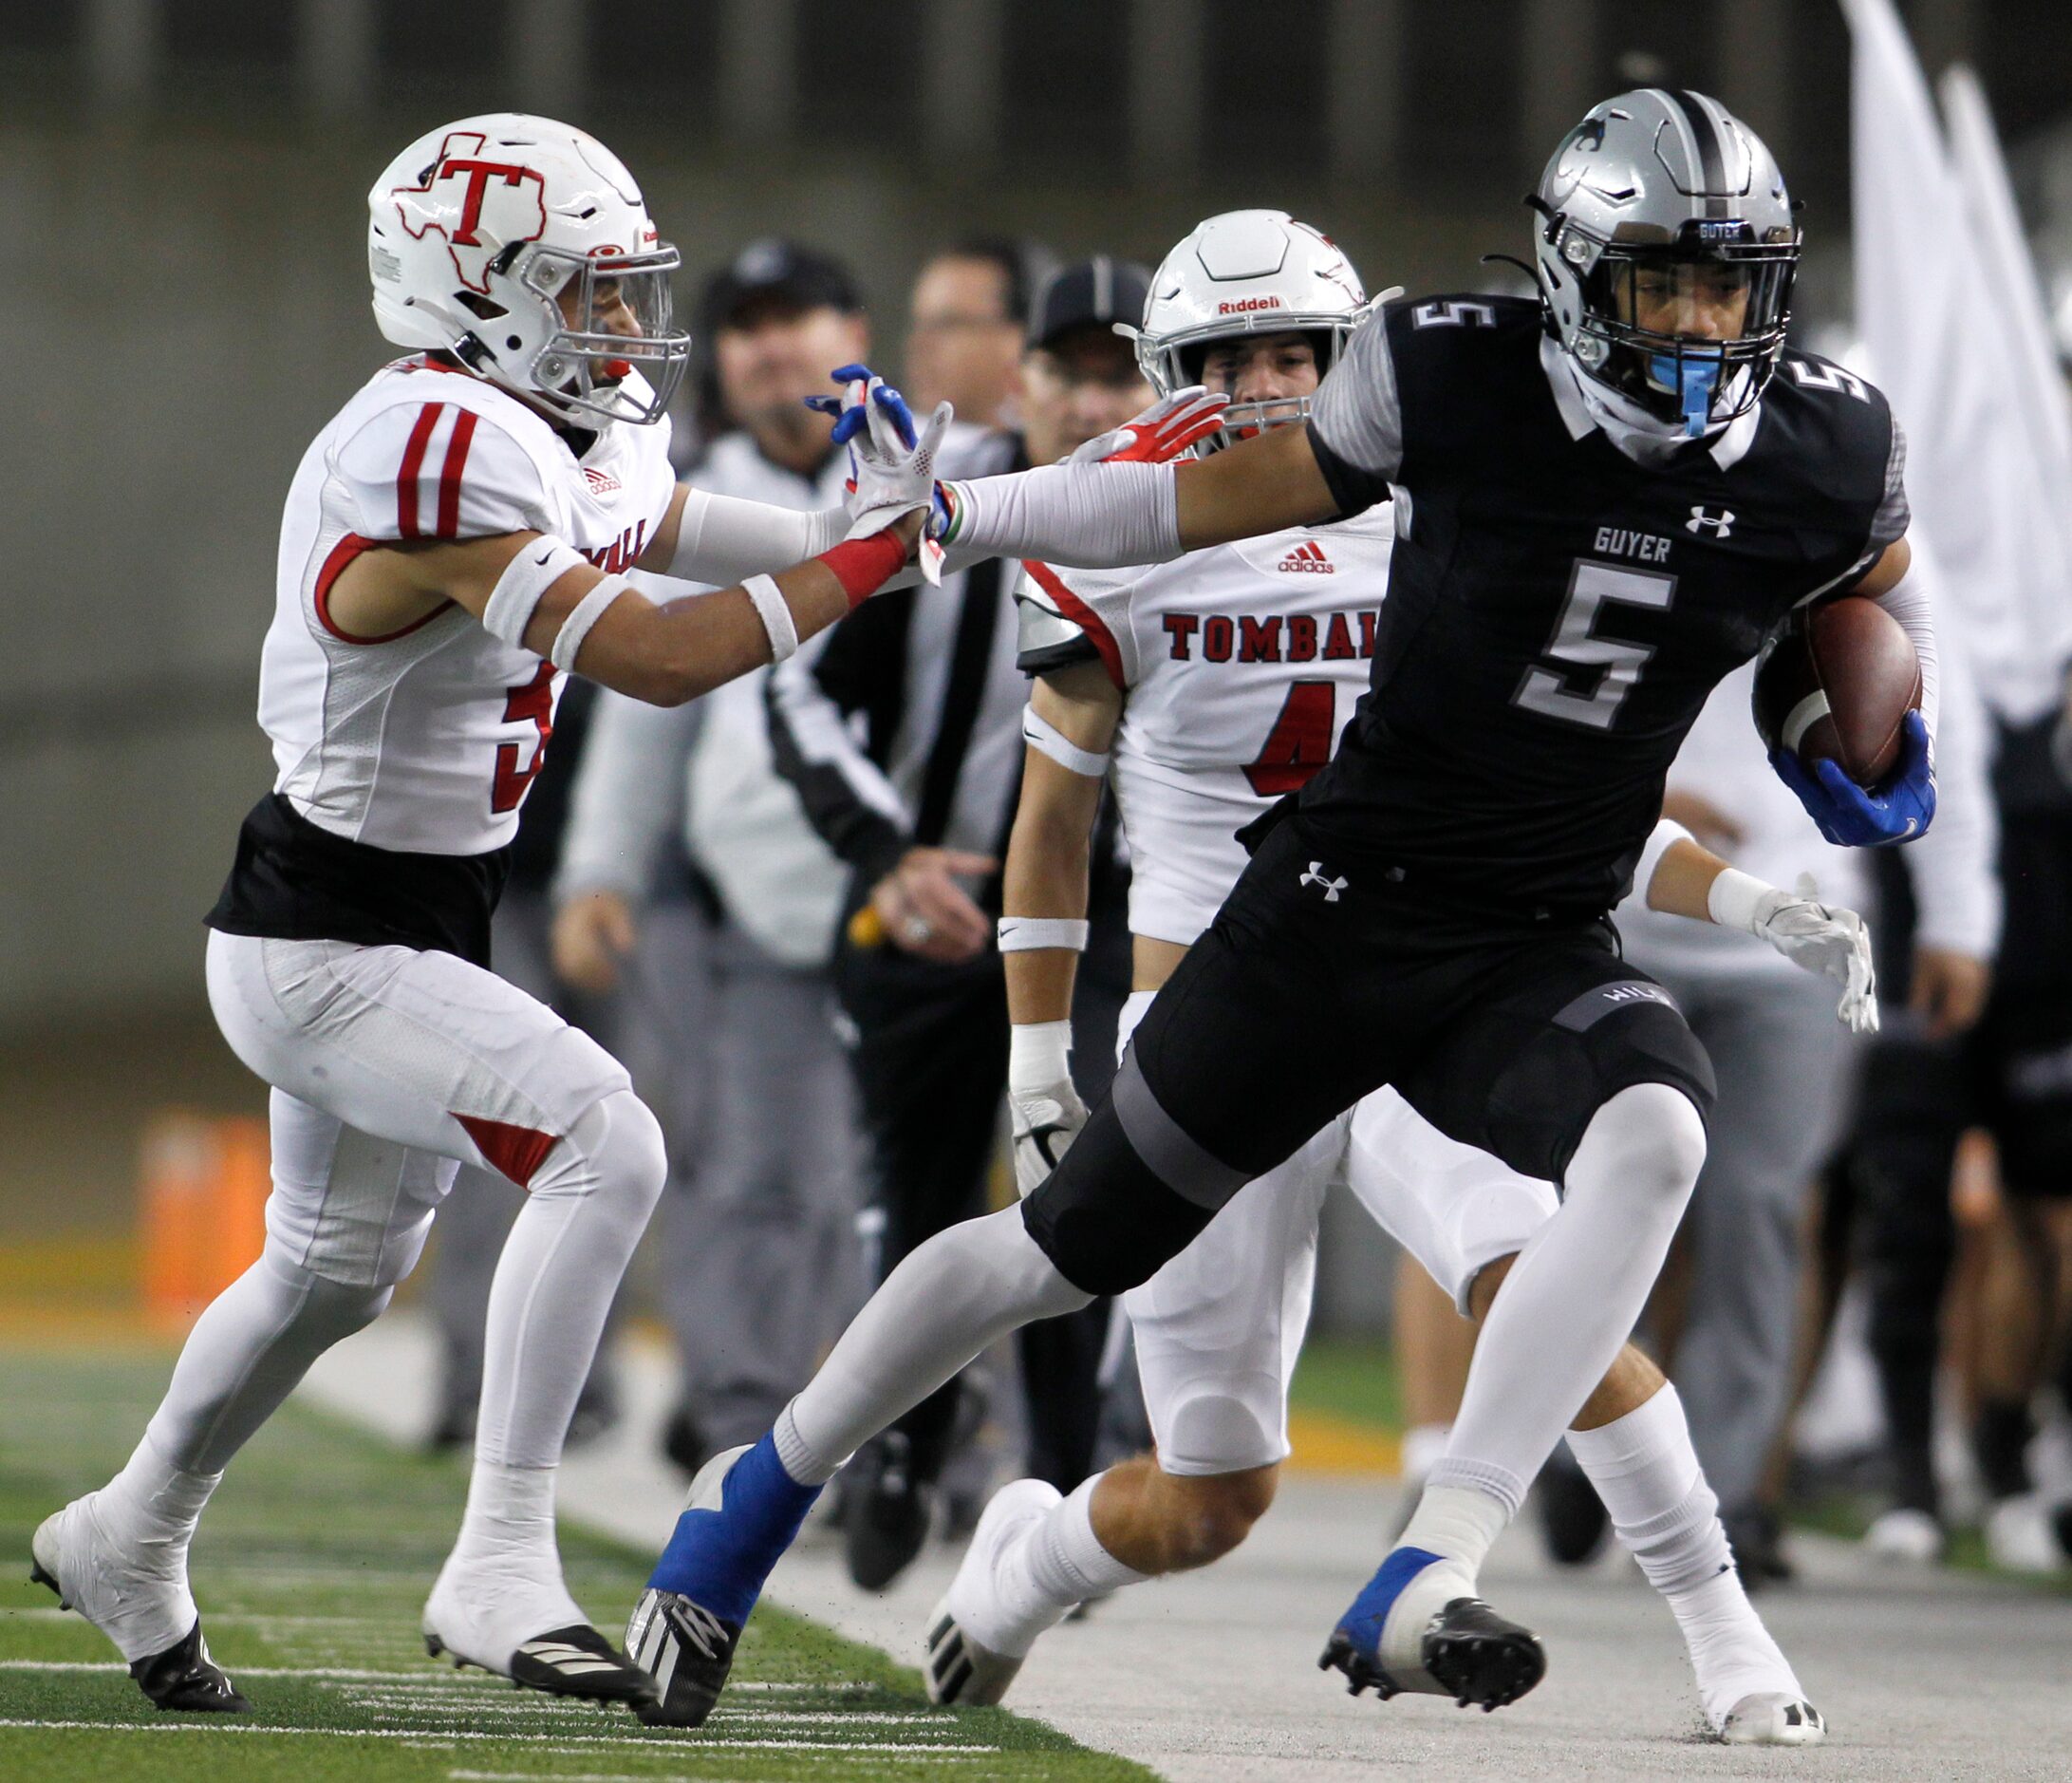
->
<box><xmin>257</xmin><ymin>357</ymin><xmax>675</xmax><ymax>855</ymax></box>
<box><xmin>1015</xmin><ymin>507</ymin><xmax>1395</xmax><ymax>945</ymax></box>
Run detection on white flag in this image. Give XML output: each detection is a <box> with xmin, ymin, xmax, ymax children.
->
<box><xmin>1845</xmin><ymin>0</ymin><xmax>2063</xmax><ymax>720</ymax></box>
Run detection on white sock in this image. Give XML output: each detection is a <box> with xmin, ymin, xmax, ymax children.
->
<box><xmin>1437</xmin><ymin>1085</ymin><xmax>1702</xmax><ymax>1516</ymax></box>
<box><xmin>1394</xmin><ymin>1483</ymin><xmax>1509</xmax><ymax>1586</ymax></box>
<box><xmin>98</xmin><ymin>1433</ymin><xmax>219</xmax><ymax>1552</ymax></box>
<box><xmin>1020</xmin><ymin>1477</ymin><xmax>1148</xmax><ymax>1608</ymax></box>
<box><xmin>787</xmin><ymin>1207</ymin><xmax>1092</xmax><ymax>1481</ymax></box>
<box><xmin>1567</xmin><ymin>1382</ymin><xmax>1800</xmax><ymax>1728</ymax></box>
<box><xmin>473</xmin><ymin>1092</ymin><xmax>663</xmax><ymax>1470</ymax></box>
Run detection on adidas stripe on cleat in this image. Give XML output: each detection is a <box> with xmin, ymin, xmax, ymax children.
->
<box><xmin>1320</xmin><ymin>1545</ymin><xmax>1545</xmax><ymax>1714</ymax></box>
<box><xmin>625</xmin><ymin>1586</ymin><xmax>737</xmax><ymax>1727</ymax></box>
<box><xmin>924</xmin><ymin>1607</ymin><xmax>1023</xmax><ymax>1707</ymax></box>
<box><xmin>423</xmin><ymin>1618</ymin><xmax>657</xmax><ymax>1710</ymax></box>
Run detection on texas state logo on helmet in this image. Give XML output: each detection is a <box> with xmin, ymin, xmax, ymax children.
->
<box><xmin>367</xmin><ymin>114</ymin><xmax>691</xmax><ymax>428</ymax></box>
<box><xmin>1126</xmin><ymin>210</ymin><xmax>1381</xmax><ymax>453</ymax></box>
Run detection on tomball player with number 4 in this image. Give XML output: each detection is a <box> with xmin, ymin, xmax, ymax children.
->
<box><xmin>627</xmin><ymin>87</ymin><xmax>1934</xmax><ymax>1738</ymax></box>
<box><xmin>29</xmin><ymin>112</ymin><xmax>945</xmax><ymax>1717</ymax></box>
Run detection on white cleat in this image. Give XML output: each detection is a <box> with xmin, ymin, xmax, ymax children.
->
<box><xmin>1722</xmin><ymin>1691</ymin><xmax>1827</xmax><ymax>1745</ymax></box>
<box><xmin>31</xmin><ymin>1494</ymin><xmax>196</xmax><ymax>1663</ymax></box>
<box><xmin>924</xmin><ymin>1478</ymin><xmax>1063</xmax><ymax>1707</ymax></box>
<box><xmin>1864</xmin><ymin>1507</ymin><xmax>1944</xmax><ymax>1566</ymax></box>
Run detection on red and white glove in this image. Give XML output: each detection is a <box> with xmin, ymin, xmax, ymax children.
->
<box><xmin>1066</xmin><ymin>386</ymin><xmax>1230</xmax><ymax>467</ymax></box>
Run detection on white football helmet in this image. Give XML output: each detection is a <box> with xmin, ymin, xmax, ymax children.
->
<box><xmin>1125</xmin><ymin>210</ymin><xmax>1377</xmax><ymax>452</ymax></box>
<box><xmin>367</xmin><ymin>114</ymin><xmax>691</xmax><ymax>428</ymax></box>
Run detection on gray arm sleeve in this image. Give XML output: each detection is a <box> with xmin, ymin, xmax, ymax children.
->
<box><xmin>1868</xmin><ymin>545</ymin><xmax>1940</xmax><ymax>738</ymax></box>
<box><xmin>1306</xmin><ymin>310</ymin><xmax>1404</xmax><ymax>487</ymax></box>
<box><xmin>668</xmin><ymin>485</ymin><xmax>846</xmax><ymax>585</ymax></box>
<box><xmin>552</xmin><ymin>683</ymin><xmax>701</xmax><ymax>904</ymax></box>
<box><xmin>939</xmin><ymin>460</ymin><xmax>1182</xmax><ymax>570</ymax></box>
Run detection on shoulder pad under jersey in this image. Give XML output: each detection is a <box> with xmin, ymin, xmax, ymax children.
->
<box><xmin>1014</xmin><ymin>561</ymin><xmax>1132</xmax><ymax>685</ymax></box>
<box><xmin>333</xmin><ymin>379</ymin><xmax>557</xmax><ymax>544</ymax></box>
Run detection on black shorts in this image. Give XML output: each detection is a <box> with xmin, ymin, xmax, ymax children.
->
<box><xmin>1126</xmin><ymin>810</ymin><xmax>1716</xmax><ymax>1186</ymax></box>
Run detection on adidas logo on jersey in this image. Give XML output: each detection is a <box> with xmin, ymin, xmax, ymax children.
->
<box><xmin>583</xmin><ymin>465</ymin><xmax>623</xmax><ymax>496</ymax></box>
<box><xmin>1279</xmin><ymin>542</ymin><xmax>1335</xmax><ymax>573</ymax></box>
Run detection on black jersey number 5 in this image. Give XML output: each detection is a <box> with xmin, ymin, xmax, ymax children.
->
<box><xmin>1512</xmin><ymin>559</ymin><xmax>1677</xmax><ymax>731</ymax></box>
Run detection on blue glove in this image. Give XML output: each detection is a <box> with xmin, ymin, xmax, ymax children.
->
<box><xmin>803</xmin><ymin>363</ymin><xmax>918</xmax><ymax>448</ymax></box>
<box><xmin>1771</xmin><ymin>710</ymin><xmax>1936</xmax><ymax>847</ymax></box>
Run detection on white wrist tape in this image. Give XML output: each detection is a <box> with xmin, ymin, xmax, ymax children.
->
<box><xmin>741</xmin><ymin>573</ymin><xmax>799</xmax><ymax>665</ymax></box>
<box><xmin>482</xmin><ymin>538</ymin><xmax>588</xmax><ymax>649</ymax></box>
<box><xmin>1707</xmin><ymin>866</ymin><xmax>1773</xmax><ymax>934</ymax></box>
<box><xmin>549</xmin><ymin>574</ymin><xmax>630</xmax><ymax>671</ymax></box>
<box><xmin>998</xmin><ymin>916</ymin><xmax>1090</xmax><ymax>952</ymax></box>
<box><xmin>1021</xmin><ymin>704</ymin><xmax>1110</xmax><ymax>778</ymax></box>
<box><xmin>668</xmin><ymin>486</ymin><xmax>843</xmax><ymax>584</ymax></box>
<box><xmin>942</xmin><ymin>460</ymin><xmax>1182</xmax><ymax>569</ymax></box>
<box><xmin>1009</xmin><ymin>1020</ymin><xmax>1073</xmax><ymax>1091</ymax></box>
<box><xmin>1634</xmin><ymin>818</ymin><xmax>1692</xmax><ymax>907</ymax></box>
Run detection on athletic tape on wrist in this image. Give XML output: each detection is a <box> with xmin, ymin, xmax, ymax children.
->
<box><xmin>549</xmin><ymin>575</ymin><xmax>629</xmax><ymax>671</ymax></box>
<box><xmin>818</xmin><ymin>529</ymin><xmax>909</xmax><ymax>608</ymax></box>
<box><xmin>1009</xmin><ymin>1020</ymin><xmax>1073</xmax><ymax>1090</ymax></box>
<box><xmin>741</xmin><ymin>573</ymin><xmax>798</xmax><ymax>664</ymax></box>
<box><xmin>1707</xmin><ymin>866</ymin><xmax>1772</xmax><ymax>934</ymax></box>
<box><xmin>1021</xmin><ymin>704</ymin><xmax>1111</xmax><ymax>778</ymax></box>
<box><xmin>998</xmin><ymin>916</ymin><xmax>1090</xmax><ymax>952</ymax></box>
<box><xmin>483</xmin><ymin>538</ymin><xmax>588</xmax><ymax>649</ymax></box>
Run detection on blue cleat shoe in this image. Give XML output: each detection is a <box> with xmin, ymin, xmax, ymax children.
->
<box><xmin>1319</xmin><ymin>1544</ymin><xmax>1545</xmax><ymax>1714</ymax></box>
<box><xmin>626</xmin><ymin>1435</ymin><xmax>822</xmax><ymax>1727</ymax></box>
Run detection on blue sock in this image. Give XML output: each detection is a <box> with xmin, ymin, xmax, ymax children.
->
<box><xmin>644</xmin><ymin>1434</ymin><xmax>823</xmax><ymax>1624</ymax></box>
<box><xmin>1335</xmin><ymin>1546</ymin><xmax>1442</xmax><ymax>1652</ymax></box>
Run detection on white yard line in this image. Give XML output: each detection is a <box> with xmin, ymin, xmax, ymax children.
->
<box><xmin>0</xmin><ymin>1718</ymin><xmax>993</xmax><ymax>1754</ymax></box>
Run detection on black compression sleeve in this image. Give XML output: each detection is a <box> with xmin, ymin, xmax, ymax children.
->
<box><xmin>1305</xmin><ymin>420</ymin><xmax>1394</xmax><ymax>520</ymax></box>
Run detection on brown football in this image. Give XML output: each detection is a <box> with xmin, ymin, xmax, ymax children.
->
<box><xmin>1751</xmin><ymin>595</ymin><xmax>1922</xmax><ymax>787</ymax></box>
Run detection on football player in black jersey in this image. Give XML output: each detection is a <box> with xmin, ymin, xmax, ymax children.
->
<box><xmin>627</xmin><ymin>90</ymin><xmax>1936</xmax><ymax>1745</ymax></box>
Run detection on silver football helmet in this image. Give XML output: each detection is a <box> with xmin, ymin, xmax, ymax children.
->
<box><xmin>1531</xmin><ymin>89</ymin><xmax>1799</xmax><ymax>435</ymax></box>
<box><xmin>1124</xmin><ymin>210</ymin><xmax>1377</xmax><ymax>453</ymax></box>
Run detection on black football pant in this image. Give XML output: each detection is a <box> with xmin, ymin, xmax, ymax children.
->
<box><xmin>837</xmin><ymin>926</ymin><xmax>1129</xmax><ymax>1491</ymax></box>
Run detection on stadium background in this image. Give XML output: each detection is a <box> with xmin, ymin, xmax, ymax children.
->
<box><xmin>3</xmin><ymin>0</ymin><xmax>2069</xmax><ymax>1331</ymax></box>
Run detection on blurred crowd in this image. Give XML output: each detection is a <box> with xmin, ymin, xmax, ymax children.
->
<box><xmin>423</xmin><ymin>230</ymin><xmax>2072</xmax><ymax>1596</ymax></box>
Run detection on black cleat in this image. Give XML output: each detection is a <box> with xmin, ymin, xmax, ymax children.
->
<box><xmin>130</xmin><ymin>1621</ymin><xmax>253</xmax><ymax>1714</ymax></box>
<box><xmin>508</xmin><ymin>1624</ymin><xmax>658</xmax><ymax>1708</ymax></box>
<box><xmin>841</xmin><ymin>1432</ymin><xmax>934</xmax><ymax>1592</ymax></box>
<box><xmin>1321</xmin><ymin>1595</ymin><xmax>1545</xmax><ymax>1714</ymax></box>
<box><xmin>625</xmin><ymin>1587</ymin><xmax>738</xmax><ymax>1728</ymax></box>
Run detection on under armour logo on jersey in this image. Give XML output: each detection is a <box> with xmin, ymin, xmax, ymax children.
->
<box><xmin>1299</xmin><ymin>862</ymin><xmax>1348</xmax><ymax>901</ymax></box>
<box><xmin>1687</xmin><ymin>506</ymin><xmax>1736</xmax><ymax>538</ymax></box>
<box><xmin>1279</xmin><ymin>541</ymin><xmax>1335</xmax><ymax>573</ymax></box>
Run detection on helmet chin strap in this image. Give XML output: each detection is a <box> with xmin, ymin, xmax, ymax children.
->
<box><xmin>1646</xmin><ymin>349</ymin><xmax>1723</xmax><ymax>438</ymax></box>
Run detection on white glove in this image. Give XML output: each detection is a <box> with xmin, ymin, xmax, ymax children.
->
<box><xmin>1008</xmin><ymin>1021</ymin><xmax>1088</xmax><ymax>1196</ymax></box>
<box><xmin>1064</xmin><ymin>385</ymin><xmax>1230</xmax><ymax>466</ymax></box>
<box><xmin>841</xmin><ymin>375</ymin><xmax>953</xmax><ymax>562</ymax></box>
<box><xmin>1718</xmin><ymin>870</ymin><xmax>1880</xmax><ymax>1034</ymax></box>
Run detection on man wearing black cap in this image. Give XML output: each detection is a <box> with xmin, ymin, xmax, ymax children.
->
<box><xmin>764</xmin><ymin>258</ymin><xmax>1153</xmax><ymax>1590</ymax></box>
<box><xmin>552</xmin><ymin>240</ymin><xmax>873</xmax><ymax>1476</ymax></box>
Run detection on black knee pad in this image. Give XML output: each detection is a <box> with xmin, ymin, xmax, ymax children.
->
<box><xmin>1021</xmin><ymin>1100</ymin><xmax>1215</xmax><ymax>1297</ymax></box>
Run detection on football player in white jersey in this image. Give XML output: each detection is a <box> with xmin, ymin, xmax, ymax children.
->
<box><xmin>29</xmin><ymin>114</ymin><xmax>943</xmax><ymax>1717</ymax></box>
<box><xmin>917</xmin><ymin>213</ymin><xmax>1851</xmax><ymax>1738</ymax></box>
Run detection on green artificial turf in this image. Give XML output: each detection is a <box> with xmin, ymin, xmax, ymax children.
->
<box><xmin>1287</xmin><ymin>1334</ymin><xmax>1403</xmax><ymax>1435</ymax></box>
<box><xmin>0</xmin><ymin>1347</ymin><xmax>1154</xmax><ymax>1781</ymax></box>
